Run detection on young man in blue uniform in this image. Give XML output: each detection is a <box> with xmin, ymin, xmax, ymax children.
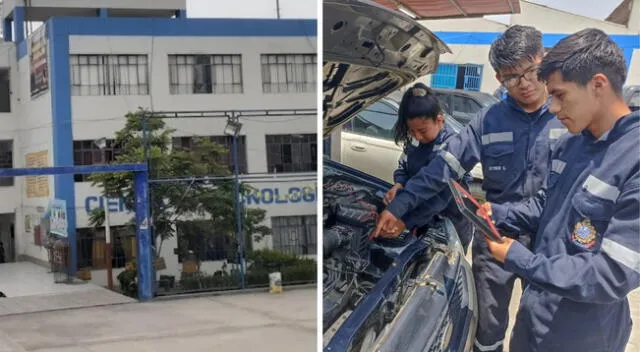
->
<box><xmin>371</xmin><ymin>25</ymin><xmax>567</xmax><ymax>352</ymax></box>
<box><xmin>482</xmin><ymin>28</ymin><xmax>640</xmax><ymax>352</ymax></box>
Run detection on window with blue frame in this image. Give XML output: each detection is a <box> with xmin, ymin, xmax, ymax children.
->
<box><xmin>431</xmin><ymin>63</ymin><xmax>483</xmax><ymax>91</ymax></box>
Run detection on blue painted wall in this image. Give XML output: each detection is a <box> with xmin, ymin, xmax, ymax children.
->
<box><xmin>433</xmin><ymin>31</ymin><xmax>640</xmax><ymax>72</ymax></box>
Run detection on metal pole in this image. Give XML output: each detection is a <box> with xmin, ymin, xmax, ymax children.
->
<box><xmin>141</xmin><ymin>112</ymin><xmax>155</xmax><ymax>296</ymax></box>
<box><xmin>276</xmin><ymin>0</ymin><xmax>281</xmax><ymax>19</ymax></box>
<box><xmin>232</xmin><ymin>130</ymin><xmax>245</xmax><ymax>289</ymax></box>
<box><xmin>105</xmin><ymin>207</ymin><xmax>113</xmax><ymax>290</ymax></box>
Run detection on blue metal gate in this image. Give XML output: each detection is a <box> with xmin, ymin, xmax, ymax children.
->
<box><xmin>463</xmin><ymin>64</ymin><xmax>483</xmax><ymax>91</ymax></box>
<box><xmin>431</xmin><ymin>63</ymin><xmax>458</xmax><ymax>89</ymax></box>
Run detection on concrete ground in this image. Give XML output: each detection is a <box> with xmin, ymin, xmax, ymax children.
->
<box><xmin>0</xmin><ymin>262</ymin><xmax>134</xmax><ymax>317</ymax></box>
<box><xmin>0</xmin><ymin>288</ymin><xmax>316</xmax><ymax>352</ymax></box>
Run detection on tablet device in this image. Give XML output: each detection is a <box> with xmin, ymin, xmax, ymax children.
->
<box><xmin>448</xmin><ymin>179</ymin><xmax>503</xmax><ymax>243</ymax></box>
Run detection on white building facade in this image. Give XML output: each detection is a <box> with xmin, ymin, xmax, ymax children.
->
<box><xmin>415</xmin><ymin>0</ymin><xmax>640</xmax><ymax>95</ymax></box>
<box><xmin>0</xmin><ymin>1</ymin><xmax>317</xmax><ymax>286</ymax></box>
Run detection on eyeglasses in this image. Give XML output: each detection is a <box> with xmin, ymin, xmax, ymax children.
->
<box><xmin>500</xmin><ymin>65</ymin><xmax>539</xmax><ymax>88</ymax></box>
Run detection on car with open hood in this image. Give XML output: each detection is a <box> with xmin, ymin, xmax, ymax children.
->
<box><xmin>323</xmin><ymin>1</ymin><xmax>478</xmax><ymax>351</ymax></box>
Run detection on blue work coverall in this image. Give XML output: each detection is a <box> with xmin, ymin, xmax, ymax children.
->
<box><xmin>386</xmin><ymin>95</ymin><xmax>567</xmax><ymax>352</ymax></box>
<box><xmin>490</xmin><ymin>111</ymin><xmax>640</xmax><ymax>352</ymax></box>
<box><xmin>392</xmin><ymin>125</ymin><xmax>474</xmax><ymax>251</ymax></box>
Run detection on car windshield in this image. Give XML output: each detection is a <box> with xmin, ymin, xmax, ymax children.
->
<box><xmin>444</xmin><ymin>113</ymin><xmax>463</xmax><ymax>133</ymax></box>
<box><xmin>475</xmin><ymin>94</ymin><xmax>500</xmax><ymax>107</ymax></box>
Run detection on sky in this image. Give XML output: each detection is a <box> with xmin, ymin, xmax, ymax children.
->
<box><xmin>186</xmin><ymin>0</ymin><xmax>621</xmax><ymax>22</ymax></box>
<box><xmin>186</xmin><ymin>0</ymin><xmax>317</xmax><ymax>19</ymax></box>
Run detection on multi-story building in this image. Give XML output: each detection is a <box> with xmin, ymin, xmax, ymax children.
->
<box><xmin>0</xmin><ymin>0</ymin><xmax>317</xmax><ymax>286</ymax></box>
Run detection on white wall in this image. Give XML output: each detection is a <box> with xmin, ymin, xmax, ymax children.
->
<box><xmin>68</xmin><ymin>35</ymin><xmax>317</xmax><ymax>174</ymax></box>
<box><xmin>420</xmin><ymin>17</ymin><xmax>508</xmax><ymax>32</ymax></box>
<box><xmin>64</xmin><ymin>34</ymin><xmax>317</xmax><ymax>286</ymax></box>
<box><xmin>512</xmin><ymin>1</ymin><xmax>635</xmax><ymax>35</ymax></box>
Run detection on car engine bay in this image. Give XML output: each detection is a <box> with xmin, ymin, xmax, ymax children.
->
<box><xmin>323</xmin><ymin>168</ymin><xmax>457</xmax><ymax>351</ymax></box>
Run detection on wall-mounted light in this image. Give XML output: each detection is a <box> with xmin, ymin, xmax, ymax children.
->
<box><xmin>224</xmin><ymin>116</ymin><xmax>242</xmax><ymax>137</ymax></box>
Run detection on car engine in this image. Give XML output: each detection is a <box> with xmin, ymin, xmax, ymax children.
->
<box><xmin>323</xmin><ymin>174</ymin><xmax>432</xmax><ymax>341</ymax></box>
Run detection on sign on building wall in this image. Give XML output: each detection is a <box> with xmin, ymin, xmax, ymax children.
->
<box><xmin>25</xmin><ymin>150</ymin><xmax>49</xmax><ymax>198</ymax></box>
<box><xmin>241</xmin><ymin>184</ymin><xmax>317</xmax><ymax>205</ymax></box>
<box><xmin>29</xmin><ymin>25</ymin><xmax>49</xmax><ymax>98</ymax></box>
<box><xmin>48</xmin><ymin>199</ymin><xmax>68</xmax><ymax>238</ymax></box>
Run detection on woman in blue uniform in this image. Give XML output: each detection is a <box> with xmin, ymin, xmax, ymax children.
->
<box><xmin>382</xmin><ymin>83</ymin><xmax>473</xmax><ymax>251</ymax></box>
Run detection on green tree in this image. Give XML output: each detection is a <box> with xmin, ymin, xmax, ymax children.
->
<box><xmin>87</xmin><ymin>108</ymin><xmax>270</xmax><ymax>262</ymax></box>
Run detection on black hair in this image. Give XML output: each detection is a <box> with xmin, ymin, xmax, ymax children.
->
<box><xmin>489</xmin><ymin>25</ymin><xmax>543</xmax><ymax>72</ymax></box>
<box><xmin>539</xmin><ymin>28</ymin><xmax>627</xmax><ymax>95</ymax></box>
<box><xmin>394</xmin><ymin>83</ymin><xmax>442</xmax><ymax>146</ymax></box>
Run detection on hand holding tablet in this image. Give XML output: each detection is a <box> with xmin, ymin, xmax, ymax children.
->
<box><xmin>448</xmin><ymin>179</ymin><xmax>504</xmax><ymax>243</ymax></box>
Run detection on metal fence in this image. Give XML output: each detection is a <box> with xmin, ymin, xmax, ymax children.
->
<box><xmin>149</xmin><ymin>178</ymin><xmax>318</xmax><ymax>296</ymax></box>
<box><xmin>140</xmin><ymin>109</ymin><xmax>318</xmax><ymax>296</ymax></box>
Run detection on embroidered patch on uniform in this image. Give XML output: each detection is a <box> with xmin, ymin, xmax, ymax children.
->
<box><xmin>572</xmin><ymin>218</ymin><xmax>597</xmax><ymax>248</ymax></box>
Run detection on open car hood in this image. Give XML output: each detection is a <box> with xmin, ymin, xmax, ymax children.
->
<box><xmin>323</xmin><ymin>0</ymin><xmax>451</xmax><ymax>137</ymax></box>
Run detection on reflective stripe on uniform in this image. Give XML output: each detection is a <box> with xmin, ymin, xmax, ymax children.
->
<box><xmin>549</xmin><ymin>128</ymin><xmax>567</xmax><ymax>139</ymax></box>
<box><xmin>441</xmin><ymin>151</ymin><xmax>465</xmax><ymax>177</ymax></box>
<box><xmin>551</xmin><ymin>159</ymin><xmax>566</xmax><ymax>174</ymax></box>
<box><xmin>474</xmin><ymin>339</ymin><xmax>503</xmax><ymax>352</ymax></box>
<box><xmin>482</xmin><ymin>132</ymin><xmax>513</xmax><ymax>145</ymax></box>
<box><xmin>583</xmin><ymin>175</ymin><xmax>620</xmax><ymax>202</ymax></box>
<box><xmin>601</xmin><ymin>238</ymin><xmax>640</xmax><ymax>274</ymax></box>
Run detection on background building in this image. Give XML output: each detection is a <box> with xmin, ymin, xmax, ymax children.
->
<box><xmin>416</xmin><ymin>0</ymin><xmax>640</xmax><ymax>94</ymax></box>
<box><xmin>0</xmin><ymin>0</ymin><xmax>317</xmax><ymax>287</ymax></box>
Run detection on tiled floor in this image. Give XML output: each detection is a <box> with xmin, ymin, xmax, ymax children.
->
<box><xmin>0</xmin><ymin>262</ymin><xmax>134</xmax><ymax>317</ymax></box>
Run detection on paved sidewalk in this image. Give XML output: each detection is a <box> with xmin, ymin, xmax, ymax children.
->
<box><xmin>0</xmin><ymin>288</ymin><xmax>316</xmax><ymax>352</ymax></box>
<box><xmin>0</xmin><ymin>262</ymin><xmax>134</xmax><ymax>317</ymax></box>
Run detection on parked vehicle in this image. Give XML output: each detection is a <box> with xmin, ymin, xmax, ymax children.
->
<box><xmin>338</xmin><ymin>94</ymin><xmax>485</xmax><ymax>183</ymax></box>
<box><xmin>624</xmin><ymin>85</ymin><xmax>640</xmax><ymax>112</ymax></box>
<box><xmin>323</xmin><ymin>1</ymin><xmax>477</xmax><ymax>351</ymax></box>
<box><xmin>432</xmin><ymin>88</ymin><xmax>500</xmax><ymax>125</ymax></box>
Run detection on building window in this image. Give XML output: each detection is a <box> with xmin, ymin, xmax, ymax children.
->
<box><xmin>266</xmin><ymin>134</ymin><xmax>316</xmax><ymax>173</ymax></box>
<box><xmin>176</xmin><ymin>220</ymin><xmax>236</xmax><ymax>263</ymax></box>
<box><xmin>73</xmin><ymin>139</ymin><xmax>121</xmax><ymax>182</ymax></box>
<box><xmin>172</xmin><ymin>135</ymin><xmax>248</xmax><ymax>174</ymax></box>
<box><xmin>271</xmin><ymin>215</ymin><xmax>316</xmax><ymax>256</ymax></box>
<box><xmin>431</xmin><ymin>63</ymin><xmax>483</xmax><ymax>91</ymax></box>
<box><xmin>0</xmin><ymin>140</ymin><xmax>12</xmax><ymax>186</ymax></box>
<box><xmin>168</xmin><ymin>54</ymin><xmax>243</xmax><ymax>94</ymax></box>
<box><xmin>0</xmin><ymin>69</ymin><xmax>10</xmax><ymax>112</ymax></box>
<box><xmin>261</xmin><ymin>54</ymin><xmax>316</xmax><ymax>93</ymax></box>
<box><xmin>77</xmin><ymin>226</ymin><xmax>136</xmax><ymax>270</ymax></box>
<box><xmin>70</xmin><ymin>54</ymin><xmax>149</xmax><ymax>96</ymax></box>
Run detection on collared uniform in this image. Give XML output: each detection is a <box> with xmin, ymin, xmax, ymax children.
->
<box><xmin>386</xmin><ymin>95</ymin><xmax>566</xmax><ymax>352</ymax></box>
<box><xmin>393</xmin><ymin>125</ymin><xmax>474</xmax><ymax>251</ymax></box>
<box><xmin>491</xmin><ymin>111</ymin><xmax>640</xmax><ymax>352</ymax></box>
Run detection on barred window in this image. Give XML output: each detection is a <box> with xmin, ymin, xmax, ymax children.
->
<box><xmin>171</xmin><ymin>135</ymin><xmax>248</xmax><ymax>174</ymax></box>
<box><xmin>70</xmin><ymin>55</ymin><xmax>149</xmax><ymax>96</ymax></box>
<box><xmin>73</xmin><ymin>139</ymin><xmax>122</xmax><ymax>182</ymax></box>
<box><xmin>0</xmin><ymin>140</ymin><xmax>12</xmax><ymax>186</ymax></box>
<box><xmin>271</xmin><ymin>215</ymin><xmax>316</xmax><ymax>256</ymax></box>
<box><xmin>168</xmin><ymin>54</ymin><xmax>243</xmax><ymax>94</ymax></box>
<box><xmin>261</xmin><ymin>54</ymin><xmax>316</xmax><ymax>93</ymax></box>
<box><xmin>266</xmin><ymin>134</ymin><xmax>316</xmax><ymax>173</ymax></box>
